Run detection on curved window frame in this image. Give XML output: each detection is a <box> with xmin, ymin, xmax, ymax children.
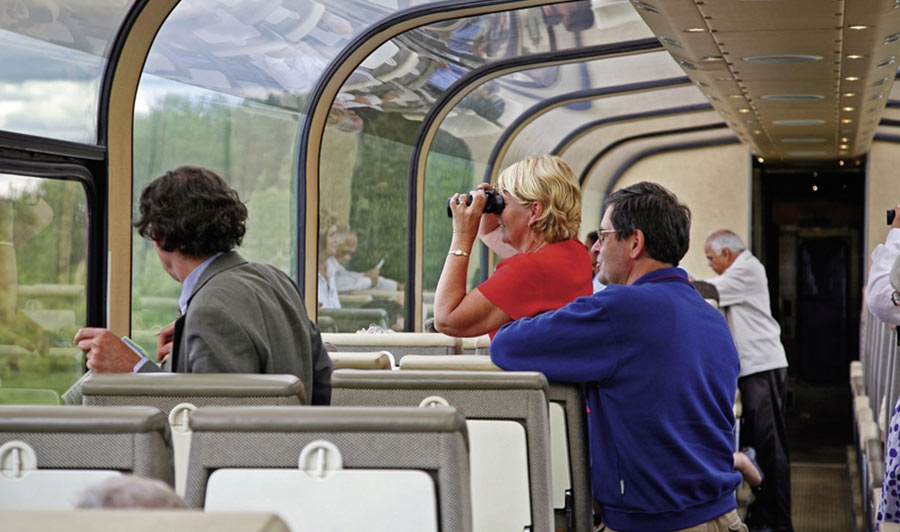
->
<box><xmin>404</xmin><ymin>36</ymin><xmax>663</xmax><ymax>328</ymax></box>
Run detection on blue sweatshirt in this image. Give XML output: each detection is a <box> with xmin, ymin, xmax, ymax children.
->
<box><xmin>491</xmin><ymin>267</ymin><xmax>741</xmax><ymax>531</ymax></box>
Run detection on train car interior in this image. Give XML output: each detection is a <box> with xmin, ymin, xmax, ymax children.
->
<box><xmin>3</xmin><ymin>0</ymin><xmax>900</xmax><ymax>530</ymax></box>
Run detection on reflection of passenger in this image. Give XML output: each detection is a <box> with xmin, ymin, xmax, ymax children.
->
<box><xmin>541</xmin><ymin>3</ymin><xmax>595</xmax><ymax>32</ymax></box>
<box><xmin>317</xmin><ymin>213</ymin><xmax>340</xmax><ymax>309</ymax></box>
<box><xmin>73</xmin><ymin>166</ymin><xmax>333</xmax><ymax>405</ymax></box>
<box><xmin>435</xmin><ymin>155</ymin><xmax>592</xmax><ymax>338</ymax></box>
<box><xmin>0</xmin><ymin>189</ymin><xmax>53</xmax><ymax>355</ymax></box>
<box><xmin>0</xmin><ymin>0</ymin><xmax>59</xmax><ymax>34</ymax></box>
<box><xmin>327</xmin><ymin>226</ymin><xmax>402</xmax><ymax>293</ymax></box>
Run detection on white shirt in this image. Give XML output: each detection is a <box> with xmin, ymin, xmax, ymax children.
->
<box><xmin>317</xmin><ymin>261</ymin><xmax>341</xmax><ymax>309</ymax></box>
<box><xmin>866</xmin><ymin>228</ymin><xmax>900</xmax><ymax>326</ymax></box>
<box><xmin>706</xmin><ymin>250</ymin><xmax>789</xmax><ymax>377</ymax></box>
<box><xmin>325</xmin><ymin>256</ymin><xmax>399</xmax><ymax>293</ymax></box>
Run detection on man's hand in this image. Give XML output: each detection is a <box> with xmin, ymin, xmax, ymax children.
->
<box><xmin>73</xmin><ymin>328</ymin><xmax>140</xmax><ymax>373</ymax></box>
<box><xmin>157</xmin><ymin>320</ymin><xmax>176</xmax><ymax>362</ymax></box>
<box><xmin>364</xmin><ymin>268</ymin><xmax>380</xmax><ymax>285</ymax></box>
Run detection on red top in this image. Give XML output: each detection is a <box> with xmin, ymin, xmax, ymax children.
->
<box><xmin>477</xmin><ymin>237</ymin><xmax>593</xmax><ymax>337</ymax></box>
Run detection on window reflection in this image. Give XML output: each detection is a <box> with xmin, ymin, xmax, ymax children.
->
<box><xmin>0</xmin><ymin>174</ymin><xmax>87</xmax><ymax>404</ymax></box>
<box><xmin>318</xmin><ymin>1</ymin><xmax>652</xmax><ymax>328</ymax></box>
<box><xmin>0</xmin><ymin>0</ymin><xmax>133</xmax><ymax>143</ymax></box>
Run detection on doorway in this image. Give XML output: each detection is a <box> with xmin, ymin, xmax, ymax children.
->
<box><xmin>753</xmin><ymin>158</ymin><xmax>863</xmax><ymax>463</ymax></box>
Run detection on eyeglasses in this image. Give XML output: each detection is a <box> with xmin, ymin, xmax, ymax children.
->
<box><xmin>892</xmin><ymin>290</ymin><xmax>900</xmax><ymax>307</ymax></box>
<box><xmin>596</xmin><ymin>229</ymin><xmax>618</xmax><ymax>244</ymax></box>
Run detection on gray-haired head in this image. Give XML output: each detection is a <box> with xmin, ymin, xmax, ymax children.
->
<box><xmin>76</xmin><ymin>474</ymin><xmax>190</xmax><ymax>509</ymax></box>
<box><xmin>706</xmin><ymin>229</ymin><xmax>746</xmax><ymax>255</ymax></box>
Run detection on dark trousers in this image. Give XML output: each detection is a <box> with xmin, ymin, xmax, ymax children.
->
<box><xmin>739</xmin><ymin>367</ymin><xmax>793</xmax><ymax>532</ymax></box>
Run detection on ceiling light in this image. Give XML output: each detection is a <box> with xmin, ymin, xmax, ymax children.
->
<box><xmin>878</xmin><ymin>56</ymin><xmax>897</xmax><ymax>68</ymax></box>
<box><xmin>729</xmin><ymin>94</ymin><xmax>745</xmax><ymax>99</ymax></box>
<box><xmin>846</xmin><ymin>54</ymin><xmax>865</xmax><ymax>59</ymax></box>
<box><xmin>842</xmin><ymin>106</ymin><xmax>855</xmax><ymax>111</ymax></box>
<box><xmin>743</xmin><ymin>54</ymin><xmax>823</xmax><ymax>63</ymax></box>
<box><xmin>754</xmin><ymin>130</ymin><xmax>762</xmax><ymax>134</ymax></box>
<box><xmin>842</xmin><ymin>92</ymin><xmax>857</xmax><ymax>97</ymax></box>
<box><xmin>761</xmin><ymin>94</ymin><xmax>824</xmax><ymax>102</ymax></box>
<box><xmin>845</xmin><ymin>76</ymin><xmax>860</xmax><ymax>81</ymax></box>
<box><xmin>840</xmin><ymin>137</ymin><xmax>849</xmax><ymax>142</ymax></box>
<box><xmin>773</xmin><ymin>119</ymin><xmax>826</xmax><ymax>126</ymax></box>
<box><xmin>757</xmin><ymin>157</ymin><xmax>765</xmax><ymax>164</ymax></box>
<box><xmin>839</xmin><ymin>144</ymin><xmax>849</xmax><ymax>149</ymax></box>
<box><xmin>812</xmin><ymin>185</ymin><xmax>819</xmax><ymax>192</ymax></box>
<box><xmin>841</xmin><ymin>118</ymin><xmax>853</xmax><ymax>123</ymax></box>
<box><xmin>848</xmin><ymin>25</ymin><xmax>869</xmax><ymax>30</ymax></box>
<box><xmin>702</xmin><ymin>56</ymin><xmax>725</xmax><ymax>62</ymax></box>
<box><xmin>684</xmin><ymin>28</ymin><xmax>707</xmax><ymax>33</ymax></box>
<box><xmin>839</xmin><ymin>160</ymin><xmax>845</xmax><ymax>166</ymax></box>
<box><xmin>739</xmin><ymin>108</ymin><xmax>751</xmax><ymax>113</ymax></box>
<box><xmin>781</xmin><ymin>138</ymin><xmax>825</xmax><ymax>143</ymax></box>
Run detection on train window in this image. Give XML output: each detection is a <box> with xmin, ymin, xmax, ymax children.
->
<box><xmin>554</xmin><ymin>85</ymin><xmax>712</xmax><ymax>177</ymax></box>
<box><xmin>0</xmin><ymin>1</ymin><xmax>134</xmax><ymax>143</ymax></box>
<box><xmin>318</xmin><ymin>1</ymin><xmax>655</xmax><ymax>328</ymax></box>
<box><xmin>419</xmin><ymin>52</ymin><xmax>688</xmax><ymax>294</ymax></box>
<box><xmin>0</xmin><ymin>173</ymin><xmax>88</xmax><ymax>404</ymax></box>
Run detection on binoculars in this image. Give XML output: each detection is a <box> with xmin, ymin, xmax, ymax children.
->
<box><xmin>446</xmin><ymin>189</ymin><xmax>506</xmax><ymax>217</ymax></box>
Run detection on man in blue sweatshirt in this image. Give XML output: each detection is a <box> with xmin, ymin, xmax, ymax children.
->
<box><xmin>491</xmin><ymin>182</ymin><xmax>744</xmax><ymax>532</ymax></box>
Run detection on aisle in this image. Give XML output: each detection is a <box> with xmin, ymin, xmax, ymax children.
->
<box><xmin>791</xmin><ymin>462</ymin><xmax>853</xmax><ymax>532</ymax></box>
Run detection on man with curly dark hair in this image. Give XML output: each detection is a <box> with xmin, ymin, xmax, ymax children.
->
<box><xmin>74</xmin><ymin>166</ymin><xmax>332</xmax><ymax>405</ymax></box>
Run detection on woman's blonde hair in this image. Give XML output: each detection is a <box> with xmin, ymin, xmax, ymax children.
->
<box><xmin>495</xmin><ymin>155</ymin><xmax>581</xmax><ymax>243</ymax></box>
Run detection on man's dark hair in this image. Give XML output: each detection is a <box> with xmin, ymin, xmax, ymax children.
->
<box><xmin>602</xmin><ymin>181</ymin><xmax>691</xmax><ymax>265</ymax></box>
<box><xmin>585</xmin><ymin>230</ymin><xmax>599</xmax><ymax>247</ymax></box>
<box><xmin>134</xmin><ymin>166</ymin><xmax>247</xmax><ymax>257</ymax></box>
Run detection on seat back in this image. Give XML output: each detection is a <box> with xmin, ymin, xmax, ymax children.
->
<box><xmin>329</xmin><ymin>351</ymin><xmax>395</xmax><ymax>369</ymax></box>
<box><xmin>397</xmin><ymin>355</ymin><xmax>592</xmax><ymax>532</ymax></box>
<box><xmin>0</xmin><ymin>510</ymin><xmax>290</xmax><ymax>532</ymax></box>
<box><xmin>0</xmin><ymin>406</ymin><xmax>172</xmax><ymax>509</ymax></box>
<box><xmin>83</xmin><ymin>373</ymin><xmax>305</xmax><ymax>496</ymax></box>
<box><xmin>322</xmin><ymin>332</ymin><xmax>462</xmax><ymax>362</ymax></box>
<box><xmin>184</xmin><ymin>405</ymin><xmax>471</xmax><ymax>532</ymax></box>
<box><xmin>461</xmin><ymin>335</ymin><xmax>491</xmax><ymax>355</ymax></box>
<box><xmin>331</xmin><ymin>368</ymin><xmax>554</xmax><ymax>532</ymax></box>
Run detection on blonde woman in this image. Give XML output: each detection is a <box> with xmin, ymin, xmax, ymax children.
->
<box><xmin>435</xmin><ymin>155</ymin><xmax>592</xmax><ymax>337</ymax></box>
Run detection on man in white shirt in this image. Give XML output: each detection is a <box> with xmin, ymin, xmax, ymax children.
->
<box><xmin>700</xmin><ymin>229</ymin><xmax>792</xmax><ymax>532</ymax></box>
<box><xmin>866</xmin><ymin>205</ymin><xmax>900</xmax><ymax>324</ymax></box>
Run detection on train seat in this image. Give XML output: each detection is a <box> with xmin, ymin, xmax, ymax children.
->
<box><xmin>0</xmin><ymin>509</ymin><xmax>289</xmax><ymax>532</ymax></box>
<box><xmin>321</xmin><ymin>331</ymin><xmax>462</xmax><ymax>362</ymax></box>
<box><xmin>0</xmin><ymin>405</ymin><xmax>172</xmax><ymax>509</ymax></box>
<box><xmin>82</xmin><ymin>373</ymin><xmax>305</xmax><ymax>496</ymax></box>
<box><xmin>397</xmin><ymin>354</ymin><xmax>593</xmax><ymax>532</ymax></box>
<box><xmin>461</xmin><ymin>334</ymin><xmax>491</xmax><ymax>355</ymax></box>
<box><xmin>328</xmin><ymin>350</ymin><xmax>395</xmax><ymax>370</ymax></box>
<box><xmin>331</xmin><ymin>368</ymin><xmax>554</xmax><ymax>532</ymax></box>
<box><xmin>184</xmin><ymin>405</ymin><xmax>471</xmax><ymax>532</ymax></box>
